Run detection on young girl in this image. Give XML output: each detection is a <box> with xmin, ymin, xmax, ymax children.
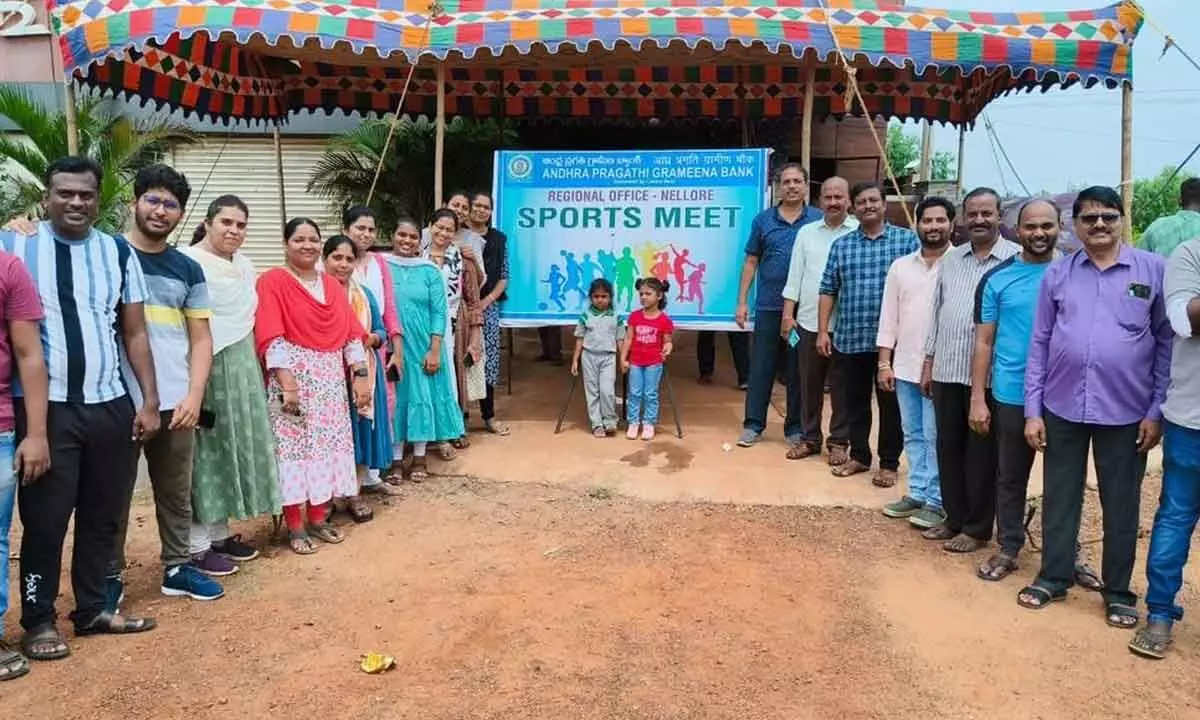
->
<box><xmin>572</xmin><ymin>278</ymin><xmax>625</xmax><ymax>437</ymax></box>
<box><xmin>620</xmin><ymin>278</ymin><xmax>674</xmax><ymax>441</ymax></box>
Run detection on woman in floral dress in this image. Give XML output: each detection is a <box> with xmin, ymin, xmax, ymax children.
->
<box><xmin>254</xmin><ymin>218</ymin><xmax>371</xmax><ymax>555</ymax></box>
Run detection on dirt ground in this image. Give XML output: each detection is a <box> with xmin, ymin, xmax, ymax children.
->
<box><xmin>4</xmin><ymin>330</ymin><xmax>1200</xmax><ymax>719</ymax></box>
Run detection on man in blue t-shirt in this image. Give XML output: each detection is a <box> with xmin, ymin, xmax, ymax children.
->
<box><xmin>735</xmin><ymin>163</ymin><xmax>823</xmax><ymax>448</ymax></box>
<box><xmin>969</xmin><ymin>199</ymin><xmax>1059</xmax><ymax>581</ymax></box>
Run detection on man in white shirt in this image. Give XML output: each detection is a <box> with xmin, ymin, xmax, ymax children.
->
<box><xmin>876</xmin><ymin>196</ymin><xmax>954</xmax><ymax>530</ymax></box>
<box><xmin>780</xmin><ymin>177</ymin><xmax>858</xmax><ymax>462</ymax></box>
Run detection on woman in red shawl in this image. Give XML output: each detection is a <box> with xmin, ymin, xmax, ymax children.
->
<box><xmin>255</xmin><ymin>218</ymin><xmax>371</xmax><ymax>555</ymax></box>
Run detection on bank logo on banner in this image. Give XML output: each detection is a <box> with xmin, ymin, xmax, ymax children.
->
<box><xmin>493</xmin><ymin>149</ymin><xmax>770</xmax><ymax>330</ymax></box>
<box><xmin>506</xmin><ymin>154</ymin><xmax>534</xmax><ymax>183</ymax></box>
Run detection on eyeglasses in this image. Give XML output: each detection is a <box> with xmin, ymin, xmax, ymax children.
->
<box><xmin>141</xmin><ymin>194</ymin><xmax>181</xmax><ymax>212</ymax></box>
<box><xmin>1077</xmin><ymin>212</ymin><xmax>1121</xmax><ymax>226</ymax></box>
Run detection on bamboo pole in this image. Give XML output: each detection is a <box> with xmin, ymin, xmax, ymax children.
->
<box><xmin>918</xmin><ymin>121</ymin><xmax>933</xmax><ymax>182</ymax></box>
<box><xmin>955</xmin><ymin>124</ymin><xmax>966</xmax><ymax>199</ymax></box>
<box><xmin>800</xmin><ymin>62</ymin><xmax>816</xmax><ymax>173</ymax></box>
<box><xmin>273</xmin><ymin>125</ymin><xmax>287</xmax><ymax>234</ymax></box>
<box><xmin>63</xmin><ymin>80</ymin><xmax>79</xmax><ymax>155</ymax></box>
<box><xmin>1120</xmin><ymin>80</ymin><xmax>1134</xmax><ymax>244</ymax></box>
<box><xmin>434</xmin><ymin>61</ymin><xmax>446</xmax><ymax>209</ymax></box>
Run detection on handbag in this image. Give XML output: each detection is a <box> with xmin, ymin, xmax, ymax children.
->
<box><xmin>466</xmin><ymin>347</ymin><xmax>488</xmax><ymax>402</ymax></box>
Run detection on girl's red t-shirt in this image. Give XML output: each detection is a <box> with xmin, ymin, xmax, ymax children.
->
<box><xmin>627</xmin><ymin>309</ymin><xmax>674</xmax><ymax>367</ymax></box>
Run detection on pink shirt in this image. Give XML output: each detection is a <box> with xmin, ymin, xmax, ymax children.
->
<box><xmin>0</xmin><ymin>252</ymin><xmax>44</xmax><ymax>431</ymax></box>
<box><xmin>876</xmin><ymin>251</ymin><xmax>942</xmax><ymax>384</ymax></box>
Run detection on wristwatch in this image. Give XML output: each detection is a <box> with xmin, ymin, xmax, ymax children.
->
<box><xmin>353</xmin><ymin>367</ymin><xmax>369</xmax><ymax>378</ymax></box>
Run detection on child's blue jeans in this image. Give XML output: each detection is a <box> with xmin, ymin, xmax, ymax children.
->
<box><xmin>626</xmin><ymin>364</ymin><xmax>663</xmax><ymax>425</ymax></box>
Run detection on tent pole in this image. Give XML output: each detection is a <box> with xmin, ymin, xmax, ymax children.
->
<box><xmin>1121</xmin><ymin>80</ymin><xmax>1133</xmax><ymax>244</ymax></box>
<box><xmin>801</xmin><ymin>61</ymin><xmax>816</xmax><ymax>173</ymax></box>
<box><xmin>435</xmin><ymin>61</ymin><xmax>446</xmax><ymax>209</ymax></box>
<box><xmin>955</xmin><ymin>124</ymin><xmax>966</xmax><ymax>198</ymax></box>
<box><xmin>273</xmin><ymin>126</ymin><xmax>287</xmax><ymax>234</ymax></box>
<box><xmin>63</xmin><ymin>80</ymin><xmax>79</xmax><ymax>155</ymax></box>
<box><xmin>918</xmin><ymin>121</ymin><xmax>933</xmax><ymax>182</ymax></box>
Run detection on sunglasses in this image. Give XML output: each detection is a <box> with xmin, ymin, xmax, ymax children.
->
<box><xmin>1077</xmin><ymin>212</ymin><xmax>1121</xmax><ymax>226</ymax></box>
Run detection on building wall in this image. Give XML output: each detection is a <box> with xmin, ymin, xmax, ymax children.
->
<box><xmin>0</xmin><ymin>2</ymin><xmax>60</xmax><ymax>83</ymax></box>
<box><xmin>169</xmin><ymin>137</ymin><xmax>340</xmax><ymax>272</ymax></box>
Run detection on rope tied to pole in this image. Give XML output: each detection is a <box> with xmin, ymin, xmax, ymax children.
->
<box><xmin>816</xmin><ymin>1</ymin><xmax>915</xmax><ymax>229</ymax></box>
<box><xmin>365</xmin><ymin>1</ymin><xmax>446</xmax><ymax>206</ymax></box>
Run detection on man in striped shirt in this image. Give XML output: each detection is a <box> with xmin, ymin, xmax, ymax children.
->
<box><xmin>0</xmin><ymin>157</ymin><xmax>160</xmax><ymax>661</ymax></box>
<box><xmin>920</xmin><ymin>187</ymin><xmax>1019</xmax><ymax>554</ymax></box>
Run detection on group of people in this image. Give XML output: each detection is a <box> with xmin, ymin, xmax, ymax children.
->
<box><xmin>0</xmin><ymin>157</ymin><xmax>515</xmax><ymax>681</ymax></box>
<box><xmin>732</xmin><ymin>167</ymin><xmax>1200</xmax><ymax>660</ymax></box>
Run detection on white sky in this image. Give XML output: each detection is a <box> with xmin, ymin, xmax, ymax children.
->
<box><xmin>911</xmin><ymin>0</ymin><xmax>1198</xmax><ymax>194</ymax></box>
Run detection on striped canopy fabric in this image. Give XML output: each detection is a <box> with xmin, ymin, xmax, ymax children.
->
<box><xmin>51</xmin><ymin>0</ymin><xmax>1143</xmax><ymax>125</ymax></box>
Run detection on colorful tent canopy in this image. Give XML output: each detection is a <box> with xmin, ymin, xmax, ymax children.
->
<box><xmin>50</xmin><ymin>0</ymin><xmax>1143</xmax><ymax>126</ymax></box>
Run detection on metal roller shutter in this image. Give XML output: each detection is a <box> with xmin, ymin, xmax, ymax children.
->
<box><xmin>169</xmin><ymin>136</ymin><xmax>339</xmax><ymax>272</ymax></box>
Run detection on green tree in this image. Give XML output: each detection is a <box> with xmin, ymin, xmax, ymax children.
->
<box><xmin>1132</xmin><ymin>166</ymin><xmax>1196</xmax><ymax>237</ymax></box>
<box><xmin>886</xmin><ymin>122</ymin><xmax>919</xmax><ymax>179</ymax></box>
<box><xmin>931</xmin><ymin>151</ymin><xmax>956</xmax><ymax>181</ymax></box>
<box><xmin>307</xmin><ymin>116</ymin><xmax>518</xmax><ymax>233</ymax></box>
<box><xmin>0</xmin><ymin>84</ymin><xmax>199</xmax><ymax>232</ymax></box>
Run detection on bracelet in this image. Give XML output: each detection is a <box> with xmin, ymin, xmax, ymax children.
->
<box><xmin>279</xmin><ymin>385</ymin><xmax>299</xmax><ymax>393</ymax></box>
<box><xmin>877</xmin><ymin>362</ymin><xmax>892</xmax><ymax>371</ymax></box>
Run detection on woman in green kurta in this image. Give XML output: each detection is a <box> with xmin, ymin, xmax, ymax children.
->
<box><xmin>388</xmin><ymin>217</ymin><xmax>465</xmax><ymax>479</ymax></box>
<box><xmin>179</xmin><ymin>196</ymin><xmax>281</xmax><ymax>568</ymax></box>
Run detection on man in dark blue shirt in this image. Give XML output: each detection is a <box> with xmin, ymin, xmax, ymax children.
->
<box><xmin>736</xmin><ymin>163</ymin><xmax>823</xmax><ymax>448</ymax></box>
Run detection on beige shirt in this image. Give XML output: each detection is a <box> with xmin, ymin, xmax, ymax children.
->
<box><xmin>876</xmin><ymin>250</ymin><xmax>943</xmax><ymax>384</ymax></box>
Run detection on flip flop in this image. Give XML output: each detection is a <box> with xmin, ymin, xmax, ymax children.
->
<box><xmin>943</xmin><ymin>534</ymin><xmax>987</xmax><ymax>554</ymax></box>
<box><xmin>831</xmin><ymin>459</ymin><xmax>869</xmax><ymax>478</ymax></box>
<box><xmin>872</xmin><ymin>469</ymin><xmax>898</xmax><ymax>488</ymax></box>
<box><xmin>1075</xmin><ymin>562</ymin><xmax>1104</xmax><ymax>592</ymax></box>
<box><xmin>74</xmin><ymin>611</ymin><xmax>156</xmax><ymax>636</ymax></box>
<box><xmin>309</xmin><ymin>523</ymin><xmax>346</xmax><ymax>545</ymax></box>
<box><xmin>786</xmin><ymin>443</ymin><xmax>820</xmax><ymax>460</ymax></box>
<box><xmin>1106</xmin><ymin>603</ymin><xmax>1140</xmax><ymax>629</ymax></box>
<box><xmin>1017</xmin><ymin>584</ymin><xmax>1066</xmax><ymax>610</ymax></box>
<box><xmin>21</xmin><ymin>624</ymin><xmax>70</xmax><ymax>661</ymax></box>
<box><xmin>977</xmin><ymin>553</ymin><xmax>1019</xmax><ymax>582</ymax></box>
<box><xmin>288</xmin><ymin>530</ymin><xmax>318</xmax><ymax>555</ymax></box>
<box><xmin>485</xmin><ymin>420</ymin><xmax>511</xmax><ymax>436</ymax></box>
<box><xmin>1128</xmin><ymin>621</ymin><xmax>1172</xmax><ymax>659</ymax></box>
<box><xmin>0</xmin><ymin>643</ymin><xmax>31</xmax><ymax>680</ymax></box>
<box><xmin>922</xmin><ymin>524</ymin><xmax>957</xmax><ymax>541</ymax></box>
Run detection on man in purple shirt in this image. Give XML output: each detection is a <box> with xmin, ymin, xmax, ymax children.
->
<box><xmin>1018</xmin><ymin>186</ymin><xmax>1173</xmax><ymax>628</ymax></box>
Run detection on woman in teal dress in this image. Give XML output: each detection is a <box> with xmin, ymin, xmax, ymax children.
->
<box><xmin>388</xmin><ymin>217</ymin><xmax>464</xmax><ymax>479</ymax></box>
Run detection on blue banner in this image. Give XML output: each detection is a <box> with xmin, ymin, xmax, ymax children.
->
<box><xmin>494</xmin><ymin>149</ymin><xmax>770</xmax><ymax>329</ymax></box>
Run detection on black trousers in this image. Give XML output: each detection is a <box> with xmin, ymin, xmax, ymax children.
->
<box><xmin>1036</xmin><ymin>412</ymin><xmax>1143</xmax><ymax>607</ymax></box>
<box><xmin>479</xmin><ymin>384</ymin><xmax>496</xmax><ymax>421</ymax></box>
<box><xmin>994</xmin><ymin>401</ymin><xmax>1036</xmax><ymax>556</ymax></box>
<box><xmin>799</xmin><ymin>329</ymin><xmax>848</xmax><ymax>450</ymax></box>
<box><xmin>537</xmin><ymin>326</ymin><xmax>562</xmax><ymax>360</ymax></box>
<box><xmin>17</xmin><ymin>397</ymin><xmax>138</xmax><ymax>630</ymax></box>
<box><xmin>696</xmin><ymin>331</ymin><xmax>750</xmax><ymax>385</ymax></box>
<box><xmin>834</xmin><ymin>350</ymin><xmax>901</xmax><ymax>471</ymax></box>
<box><xmin>932</xmin><ymin>382</ymin><xmax>998</xmax><ymax>540</ymax></box>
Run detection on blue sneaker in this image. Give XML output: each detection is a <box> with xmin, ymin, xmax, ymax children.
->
<box><xmin>161</xmin><ymin>564</ymin><xmax>225</xmax><ymax>601</ymax></box>
<box><xmin>104</xmin><ymin>573</ymin><xmax>125</xmax><ymax>614</ymax></box>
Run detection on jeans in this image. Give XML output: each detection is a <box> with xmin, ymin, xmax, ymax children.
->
<box><xmin>627</xmin><ymin>364</ymin><xmax>664</xmax><ymax>425</ymax></box>
<box><xmin>742</xmin><ymin>310</ymin><xmax>802</xmax><ymax>437</ymax></box>
<box><xmin>895</xmin><ymin>381</ymin><xmax>940</xmax><ymax>511</ymax></box>
<box><xmin>1145</xmin><ymin>421</ymin><xmax>1200</xmax><ymax>626</ymax></box>
<box><xmin>0</xmin><ymin>432</ymin><xmax>14</xmax><ymax>619</ymax></box>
